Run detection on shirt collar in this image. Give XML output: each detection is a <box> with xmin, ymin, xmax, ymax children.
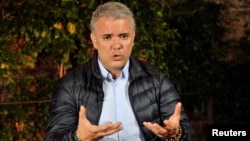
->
<box><xmin>98</xmin><ymin>59</ymin><xmax>129</xmax><ymax>81</ymax></box>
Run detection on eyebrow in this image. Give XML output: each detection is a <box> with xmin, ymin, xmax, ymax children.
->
<box><xmin>119</xmin><ymin>33</ymin><xmax>129</xmax><ymax>35</ymax></box>
<box><xmin>102</xmin><ymin>33</ymin><xmax>129</xmax><ymax>36</ymax></box>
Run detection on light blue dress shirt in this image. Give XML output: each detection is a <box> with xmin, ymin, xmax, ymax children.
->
<box><xmin>98</xmin><ymin>60</ymin><xmax>145</xmax><ymax>141</ymax></box>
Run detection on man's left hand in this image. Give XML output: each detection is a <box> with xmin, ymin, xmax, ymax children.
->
<box><xmin>143</xmin><ymin>102</ymin><xmax>182</xmax><ymax>139</ymax></box>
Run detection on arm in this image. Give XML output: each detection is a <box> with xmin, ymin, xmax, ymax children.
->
<box><xmin>144</xmin><ymin>75</ymin><xmax>194</xmax><ymax>141</ymax></box>
<box><xmin>45</xmin><ymin>78</ymin><xmax>123</xmax><ymax>141</ymax></box>
<box><xmin>44</xmin><ymin>80</ymin><xmax>79</xmax><ymax>141</ymax></box>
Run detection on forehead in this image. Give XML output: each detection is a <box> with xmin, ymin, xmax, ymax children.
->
<box><xmin>95</xmin><ymin>17</ymin><xmax>133</xmax><ymax>33</ymax></box>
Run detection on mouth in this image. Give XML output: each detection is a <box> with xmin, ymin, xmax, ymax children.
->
<box><xmin>112</xmin><ymin>54</ymin><xmax>122</xmax><ymax>61</ymax></box>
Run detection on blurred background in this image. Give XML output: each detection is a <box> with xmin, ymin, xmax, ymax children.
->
<box><xmin>0</xmin><ymin>0</ymin><xmax>249</xmax><ymax>140</ymax></box>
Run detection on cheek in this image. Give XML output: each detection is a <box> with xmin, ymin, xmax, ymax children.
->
<box><xmin>94</xmin><ymin>42</ymin><xmax>110</xmax><ymax>52</ymax></box>
<box><xmin>128</xmin><ymin>40</ymin><xmax>135</xmax><ymax>49</ymax></box>
<box><xmin>131</xmin><ymin>42</ymin><xmax>134</xmax><ymax>48</ymax></box>
<box><xmin>93</xmin><ymin>40</ymin><xmax>104</xmax><ymax>50</ymax></box>
<box><xmin>92</xmin><ymin>44</ymin><xmax>97</xmax><ymax>49</ymax></box>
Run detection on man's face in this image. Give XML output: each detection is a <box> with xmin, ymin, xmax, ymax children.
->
<box><xmin>91</xmin><ymin>16</ymin><xmax>135</xmax><ymax>74</ymax></box>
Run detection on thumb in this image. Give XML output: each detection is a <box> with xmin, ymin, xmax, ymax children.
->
<box><xmin>172</xmin><ymin>102</ymin><xmax>182</xmax><ymax>118</ymax></box>
<box><xmin>78</xmin><ymin>105</ymin><xmax>93</xmax><ymax>127</ymax></box>
<box><xmin>79</xmin><ymin>105</ymin><xmax>87</xmax><ymax>120</ymax></box>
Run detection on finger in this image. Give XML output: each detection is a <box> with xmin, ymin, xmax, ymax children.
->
<box><xmin>143</xmin><ymin>122</ymin><xmax>167</xmax><ymax>136</ymax></box>
<box><xmin>79</xmin><ymin>105</ymin><xmax>86</xmax><ymax>119</ymax></box>
<box><xmin>94</xmin><ymin>122</ymin><xmax>123</xmax><ymax>138</ymax></box>
<box><xmin>94</xmin><ymin>128</ymin><xmax>120</xmax><ymax>139</ymax></box>
<box><xmin>78</xmin><ymin>106</ymin><xmax>92</xmax><ymax>128</ymax></box>
<box><xmin>163</xmin><ymin>103</ymin><xmax>181</xmax><ymax>131</ymax></box>
<box><xmin>173</xmin><ymin>102</ymin><xmax>182</xmax><ymax>119</ymax></box>
<box><xmin>95</xmin><ymin>122</ymin><xmax>122</xmax><ymax>133</ymax></box>
<box><xmin>112</xmin><ymin>122</ymin><xmax>123</xmax><ymax>130</ymax></box>
<box><xmin>102</xmin><ymin>123</ymin><xmax>123</xmax><ymax>135</ymax></box>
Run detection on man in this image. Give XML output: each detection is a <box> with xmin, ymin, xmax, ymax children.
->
<box><xmin>45</xmin><ymin>2</ymin><xmax>194</xmax><ymax>141</ymax></box>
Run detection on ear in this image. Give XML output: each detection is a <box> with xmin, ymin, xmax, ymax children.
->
<box><xmin>90</xmin><ymin>33</ymin><xmax>97</xmax><ymax>49</ymax></box>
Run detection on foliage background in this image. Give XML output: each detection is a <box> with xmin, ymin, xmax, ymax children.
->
<box><xmin>0</xmin><ymin>0</ymin><xmax>249</xmax><ymax>140</ymax></box>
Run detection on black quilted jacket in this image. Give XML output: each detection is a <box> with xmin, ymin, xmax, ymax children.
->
<box><xmin>45</xmin><ymin>52</ymin><xmax>194</xmax><ymax>141</ymax></box>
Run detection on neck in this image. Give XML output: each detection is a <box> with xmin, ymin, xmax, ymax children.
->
<box><xmin>109</xmin><ymin>70</ymin><xmax>122</xmax><ymax>80</ymax></box>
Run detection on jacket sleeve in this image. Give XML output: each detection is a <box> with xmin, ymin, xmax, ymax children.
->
<box><xmin>44</xmin><ymin>76</ymin><xmax>79</xmax><ymax>141</ymax></box>
<box><xmin>159</xmin><ymin>74</ymin><xmax>195</xmax><ymax>141</ymax></box>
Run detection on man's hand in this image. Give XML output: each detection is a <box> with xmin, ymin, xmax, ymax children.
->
<box><xmin>76</xmin><ymin>106</ymin><xmax>123</xmax><ymax>141</ymax></box>
<box><xmin>143</xmin><ymin>102</ymin><xmax>182</xmax><ymax>139</ymax></box>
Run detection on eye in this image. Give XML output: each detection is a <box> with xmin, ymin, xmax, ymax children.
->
<box><xmin>120</xmin><ymin>33</ymin><xmax>129</xmax><ymax>39</ymax></box>
<box><xmin>103</xmin><ymin>34</ymin><xmax>112</xmax><ymax>40</ymax></box>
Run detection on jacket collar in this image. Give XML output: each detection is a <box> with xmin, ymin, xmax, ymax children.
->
<box><xmin>91</xmin><ymin>51</ymin><xmax>103</xmax><ymax>79</ymax></box>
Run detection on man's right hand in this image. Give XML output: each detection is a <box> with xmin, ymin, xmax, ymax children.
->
<box><xmin>76</xmin><ymin>106</ymin><xmax>123</xmax><ymax>141</ymax></box>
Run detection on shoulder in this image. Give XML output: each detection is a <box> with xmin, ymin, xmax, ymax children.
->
<box><xmin>57</xmin><ymin>60</ymin><xmax>93</xmax><ymax>86</ymax></box>
<box><xmin>130</xmin><ymin>56</ymin><xmax>166</xmax><ymax>76</ymax></box>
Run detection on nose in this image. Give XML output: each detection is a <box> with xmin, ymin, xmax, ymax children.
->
<box><xmin>112</xmin><ymin>37</ymin><xmax>122</xmax><ymax>50</ymax></box>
